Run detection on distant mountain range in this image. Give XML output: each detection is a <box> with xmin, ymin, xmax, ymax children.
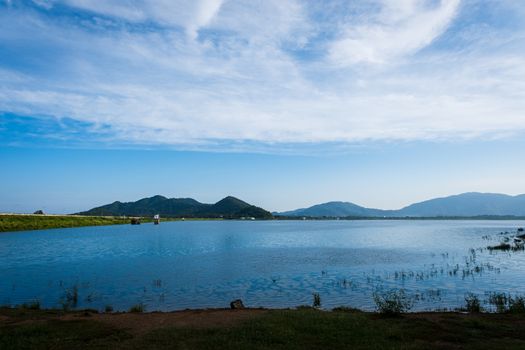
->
<box><xmin>79</xmin><ymin>192</ymin><xmax>525</xmax><ymax>219</ymax></box>
<box><xmin>78</xmin><ymin>195</ymin><xmax>273</xmax><ymax>219</ymax></box>
<box><xmin>276</xmin><ymin>193</ymin><xmax>525</xmax><ymax>218</ymax></box>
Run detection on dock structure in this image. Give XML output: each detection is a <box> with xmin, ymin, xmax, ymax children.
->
<box><xmin>153</xmin><ymin>214</ymin><xmax>160</xmax><ymax>225</ymax></box>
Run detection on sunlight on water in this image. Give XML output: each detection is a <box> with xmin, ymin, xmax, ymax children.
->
<box><xmin>1</xmin><ymin>220</ymin><xmax>524</xmax><ymax>311</ymax></box>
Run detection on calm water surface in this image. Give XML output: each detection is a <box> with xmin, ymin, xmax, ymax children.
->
<box><xmin>1</xmin><ymin>220</ymin><xmax>524</xmax><ymax>311</ymax></box>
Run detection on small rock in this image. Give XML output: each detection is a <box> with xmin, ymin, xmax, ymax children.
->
<box><xmin>230</xmin><ymin>299</ymin><xmax>245</xmax><ymax>309</ymax></box>
<box><xmin>33</xmin><ymin>210</ymin><xmax>44</xmax><ymax>215</ymax></box>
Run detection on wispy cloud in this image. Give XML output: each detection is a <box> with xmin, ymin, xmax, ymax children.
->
<box><xmin>60</xmin><ymin>0</ymin><xmax>225</xmax><ymax>39</ymax></box>
<box><xmin>0</xmin><ymin>0</ymin><xmax>524</xmax><ymax>151</ymax></box>
<box><xmin>329</xmin><ymin>0</ymin><xmax>461</xmax><ymax>65</ymax></box>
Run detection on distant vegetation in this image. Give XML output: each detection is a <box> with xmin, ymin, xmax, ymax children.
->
<box><xmin>0</xmin><ymin>215</ymin><xmax>132</xmax><ymax>233</ymax></box>
<box><xmin>78</xmin><ymin>195</ymin><xmax>273</xmax><ymax>219</ymax></box>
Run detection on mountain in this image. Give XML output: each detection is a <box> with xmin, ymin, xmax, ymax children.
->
<box><xmin>396</xmin><ymin>193</ymin><xmax>525</xmax><ymax>217</ymax></box>
<box><xmin>277</xmin><ymin>193</ymin><xmax>525</xmax><ymax>218</ymax></box>
<box><xmin>278</xmin><ymin>201</ymin><xmax>390</xmax><ymax>217</ymax></box>
<box><xmin>78</xmin><ymin>195</ymin><xmax>273</xmax><ymax>219</ymax></box>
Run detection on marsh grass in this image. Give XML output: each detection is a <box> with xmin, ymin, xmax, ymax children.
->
<box><xmin>488</xmin><ymin>293</ymin><xmax>525</xmax><ymax>314</ymax></box>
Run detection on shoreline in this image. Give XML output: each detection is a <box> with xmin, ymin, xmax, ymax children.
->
<box><xmin>1</xmin><ymin>213</ymin><xmax>524</xmax><ymax>233</ymax></box>
<box><xmin>0</xmin><ymin>214</ymin><xmax>136</xmax><ymax>233</ymax></box>
<box><xmin>0</xmin><ymin>214</ymin><xmax>229</xmax><ymax>233</ymax></box>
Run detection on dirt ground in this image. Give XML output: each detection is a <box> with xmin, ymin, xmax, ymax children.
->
<box><xmin>3</xmin><ymin>308</ymin><xmax>268</xmax><ymax>335</ymax></box>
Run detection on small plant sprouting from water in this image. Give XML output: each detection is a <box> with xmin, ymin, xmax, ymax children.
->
<box><xmin>464</xmin><ymin>293</ymin><xmax>481</xmax><ymax>313</ymax></box>
<box><xmin>152</xmin><ymin>279</ymin><xmax>162</xmax><ymax>287</ymax></box>
<box><xmin>129</xmin><ymin>303</ymin><xmax>145</xmax><ymax>313</ymax></box>
<box><xmin>312</xmin><ymin>293</ymin><xmax>321</xmax><ymax>308</ymax></box>
<box><xmin>60</xmin><ymin>284</ymin><xmax>79</xmax><ymax>310</ymax></box>
<box><xmin>373</xmin><ymin>289</ymin><xmax>413</xmax><ymax>315</ymax></box>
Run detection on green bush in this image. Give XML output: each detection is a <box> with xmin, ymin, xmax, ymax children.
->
<box><xmin>464</xmin><ymin>293</ymin><xmax>481</xmax><ymax>313</ymax></box>
<box><xmin>20</xmin><ymin>300</ymin><xmax>40</xmax><ymax>310</ymax></box>
<box><xmin>129</xmin><ymin>304</ymin><xmax>145</xmax><ymax>313</ymax></box>
<box><xmin>373</xmin><ymin>289</ymin><xmax>412</xmax><ymax>315</ymax></box>
<box><xmin>508</xmin><ymin>296</ymin><xmax>525</xmax><ymax>314</ymax></box>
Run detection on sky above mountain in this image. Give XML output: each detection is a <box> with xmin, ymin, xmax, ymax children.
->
<box><xmin>1</xmin><ymin>1</ymin><xmax>525</xmax><ymax>213</ymax></box>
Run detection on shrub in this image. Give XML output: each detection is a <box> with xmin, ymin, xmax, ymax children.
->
<box><xmin>296</xmin><ymin>305</ymin><xmax>314</xmax><ymax>310</ymax></box>
<box><xmin>508</xmin><ymin>296</ymin><xmax>525</xmax><ymax>314</ymax></box>
<box><xmin>332</xmin><ymin>306</ymin><xmax>361</xmax><ymax>313</ymax></box>
<box><xmin>129</xmin><ymin>303</ymin><xmax>145</xmax><ymax>313</ymax></box>
<box><xmin>373</xmin><ymin>289</ymin><xmax>413</xmax><ymax>315</ymax></box>
<box><xmin>464</xmin><ymin>293</ymin><xmax>482</xmax><ymax>313</ymax></box>
<box><xmin>105</xmin><ymin>305</ymin><xmax>114</xmax><ymax>313</ymax></box>
<box><xmin>21</xmin><ymin>300</ymin><xmax>40</xmax><ymax>310</ymax></box>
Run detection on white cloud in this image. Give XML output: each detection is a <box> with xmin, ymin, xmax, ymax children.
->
<box><xmin>329</xmin><ymin>0</ymin><xmax>461</xmax><ymax>65</ymax></box>
<box><xmin>58</xmin><ymin>0</ymin><xmax>224</xmax><ymax>39</ymax></box>
<box><xmin>1</xmin><ymin>0</ymin><xmax>525</xmax><ymax>150</ymax></box>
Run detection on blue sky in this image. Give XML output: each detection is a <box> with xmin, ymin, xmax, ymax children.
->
<box><xmin>1</xmin><ymin>0</ymin><xmax>525</xmax><ymax>213</ymax></box>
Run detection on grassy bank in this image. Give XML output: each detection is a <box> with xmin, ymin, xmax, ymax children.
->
<box><xmin>0</xmin><ymin>214</ymin><xmax>136</xmax><ymax>233</ymax></box>
<box><xmin>1</xmin><ymin>307</ymin><xmax>525</xmax><ymax>349</ymax></box>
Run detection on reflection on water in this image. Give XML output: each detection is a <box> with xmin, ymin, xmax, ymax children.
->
<box><xmin>1</xmin><ymin>220</ymin><xmax>524</xmax><ymax>311</ymax></box>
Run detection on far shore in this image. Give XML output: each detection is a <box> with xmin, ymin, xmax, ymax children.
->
<box><xmin>0</xmin><ymin>214</ymin><xmax>137</xmax><ymax>233</ymax></box>
<box><xmin>1</xmin><ymin>213</ymin><xmax>525</xmax><ymax>233</ymax></box>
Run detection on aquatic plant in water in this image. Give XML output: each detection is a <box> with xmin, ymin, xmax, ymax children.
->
<box><xmin>312</xmin><ymin>293</ymin><xmax>321</xmax><ymax>308</ymax></box>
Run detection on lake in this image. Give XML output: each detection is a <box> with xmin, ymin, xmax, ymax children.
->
<box><xmin>1</xmin><ymin>220</ymin><xmax>524</xmax><ymax>312</ymax></box>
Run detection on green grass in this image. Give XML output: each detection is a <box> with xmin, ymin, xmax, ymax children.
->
<box><xmin>0</xmin><ymin>320</ymin><xmax>131</xmax><ymax>350</ymax></box>
<box><xmin>2</xmin><ymin>308</ymin><xmax>525</xmax><ymax>349</ymax></box>
<box><xmin>0</xmin><ymin>215</ymin><xmax>137</xmax><ymax>233</ymax></box>
<box><xmin>137</xmin><ymin>310</ymin><xmax>525</xmax><ymax>350</ymax></box>
<box><xmin>0</xmin><ymin>214</ymin><xmax>225</xmax><ymax>233</ymax></box>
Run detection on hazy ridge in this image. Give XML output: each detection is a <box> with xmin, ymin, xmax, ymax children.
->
<box><xmin>277</xmin><ymin>192</ymin><xmax>525</xmax><ymax>217</ymax></box>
